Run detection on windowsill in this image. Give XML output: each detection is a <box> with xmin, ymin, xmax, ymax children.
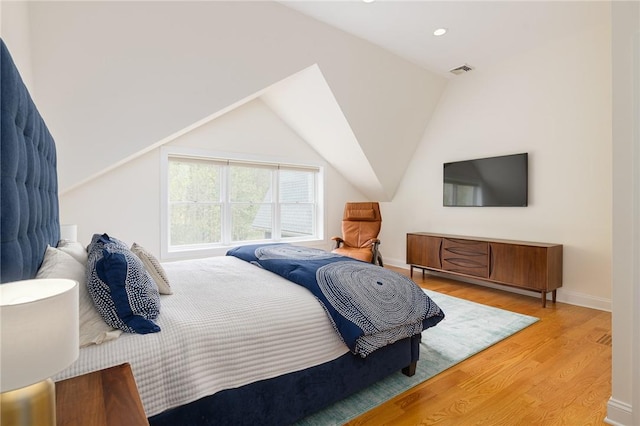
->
<box><xmin>161</xmin><ymin>238</ymin><xmax>330</xmax><ymax>262</ymax></box>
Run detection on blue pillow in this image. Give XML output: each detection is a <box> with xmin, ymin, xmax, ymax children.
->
<box><xmin>86</xmin><ymin>234</ymin><xmax>161</xmax><ymax>334</ymax></box>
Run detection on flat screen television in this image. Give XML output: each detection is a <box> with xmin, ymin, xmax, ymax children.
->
<box><xmin>443</xmin><ymin>153</ymin><xmax>528</xmax><ymax>207</ymax></box>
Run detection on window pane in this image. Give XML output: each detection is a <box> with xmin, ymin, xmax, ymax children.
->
<box><xmin>169</xmin><ymin>159</ymin><xmax>221</xmax><ymax>202</ymax></box>
<box><xmin>165</xmin><ymin>153</ymin><xmax>321</xmax><ymax>254</ymax></box>
<box><xmin>231</xmin><ymin>203</ymin><xmax>272</xmax><ymax>241</ymax></box>
<box><xmin>280</xmin><ymin>204</ymin><xmax>314</xmax><ymax>238</ymax></box>
<box><xmin>230</xmin><ymin>165</ymin><xmax>272</xmax><ymax>203</ymax></box>
<box><xmin>170</xmin><ymin>203</ymin><xmax>221</xmax><ymax>245</ymax></box>
<box><xmin>280</xmin><ymin>169</ymin><xmax>314</xmax><ymax>202</ymax></box>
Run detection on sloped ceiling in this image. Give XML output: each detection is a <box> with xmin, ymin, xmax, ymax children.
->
<box><xmin>261</xmin><ymin>65</ymin><xmax>385</xmax><ymax>200</ymax></box>
<box><xmin>19</xmin><ymin>1</ymin><xmax>446</xmax><ymax>200</ymax></box>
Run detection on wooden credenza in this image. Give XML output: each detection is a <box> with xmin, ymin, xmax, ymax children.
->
<box><xmin>407</xmin><ymin>232</ymin><xmax>563</xmax><ymax>307</ymax></box>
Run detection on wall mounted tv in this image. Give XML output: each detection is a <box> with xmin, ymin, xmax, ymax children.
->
<box><xmin>443</xmin><ymin>153</ymin><xmax>528</xmax><ymax>207</ymax></box>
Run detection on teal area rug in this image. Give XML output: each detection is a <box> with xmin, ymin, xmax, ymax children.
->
<box><xmin>295</xmin><ymin>289</ymin><xmax>539</xmax><ymax>426</ymax></box>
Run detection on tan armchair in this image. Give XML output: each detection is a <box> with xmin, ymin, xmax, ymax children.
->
<box><xmin>331</xmin><ymin>202</ymin><xmax>383</xmax><ymax>266</ymax></box>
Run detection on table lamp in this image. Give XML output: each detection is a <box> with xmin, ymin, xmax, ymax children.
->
<box><xmin>59</xmin><ymin>224</ymin><xmax>78</xmax><ymax>242</ymax></box>
<box><xmin>0</xmin><ymin>279</ymin><xmax>79</xmax><ymax>426</ymax></box>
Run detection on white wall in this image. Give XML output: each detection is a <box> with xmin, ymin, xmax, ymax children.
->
<box><xmin>381</xmin><ymin>21</ymin><xmax>612</xmax><ymax>310</ymax></box>
<box><xmin>59</xmin><ymin>98</ymin><xmax>365</xmax><ymax>256</ymax></box>
<box><xmin>1</xmin><ymin>1</ymin><xmax>33</xmax><ymax>91</ymax></box>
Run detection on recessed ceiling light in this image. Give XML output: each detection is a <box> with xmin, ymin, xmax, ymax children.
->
<box><xmin>362</xmin><ymin>0</ymin><xmax>375</xmax><ymax>3</ymax></box>
<box><xmin>433</xmin><ymin>28</ymin><xmax>448</xmax><ymax>36</ymax></box>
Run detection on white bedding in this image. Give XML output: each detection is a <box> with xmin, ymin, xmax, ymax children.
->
<box><xmin>54</xmin><ymin>256</ymin><xmax>349</xmax><ymax>417</ymax></box>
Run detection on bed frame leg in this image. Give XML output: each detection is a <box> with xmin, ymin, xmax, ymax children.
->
<box><xmin>402</xmin><ymin>361</ymin><xmax>417</xmax><ymax>377</ymax></box>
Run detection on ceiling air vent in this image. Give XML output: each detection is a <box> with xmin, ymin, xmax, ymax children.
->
<box><xmin>449</xmin><ymin>64</ymin><xmax>474</xmax><ymax>75</ymax></box>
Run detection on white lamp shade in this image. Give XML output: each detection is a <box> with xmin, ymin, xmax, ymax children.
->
<box><xmin>59</xmin><ymin>224</ymin><xmax>78</xmax><ymax>242</ymax></box>
<box><xmin>0</xmin><ymin>279</ymin><xmax>79</xmax><ymax>392</ymax></box>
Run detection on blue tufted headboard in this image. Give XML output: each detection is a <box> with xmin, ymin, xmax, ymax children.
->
<box><xmin>1</xmin><ymin>39</ymin><xmax>60</xmax><ymax>283</ymax></box>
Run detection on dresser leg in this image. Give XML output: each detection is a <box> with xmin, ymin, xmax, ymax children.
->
<box><xmin>541</xmin><ymin>291</ymin><xmax>558</xmax><ymax>308</ymax></box>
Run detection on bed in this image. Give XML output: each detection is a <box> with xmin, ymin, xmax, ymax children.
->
<box><xmin>0</xmin><ymin>38</ymin><xmax>444</xmax><ymax>425</ymax></box>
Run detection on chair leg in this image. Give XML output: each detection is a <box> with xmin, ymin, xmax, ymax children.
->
<box><xmin>371</xmin><ymin>242</ymin><xmax>383</xmax><ymax>267</ymax></box>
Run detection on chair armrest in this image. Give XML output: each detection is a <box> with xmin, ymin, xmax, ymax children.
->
<box><xmin>363</xmin><ymin>238</ymin><xmax>380</xmax><ymax>247</ymax></box>
<box><xmin>331</xmin><ymin>236</ymin><xmax>344</xmax><ymax>249</ymax></box>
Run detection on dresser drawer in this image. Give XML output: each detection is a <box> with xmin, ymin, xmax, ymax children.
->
<box><xmin>442</xmin><ymin>238</ymin><xmax>489</xmax><ymax>277</ymax></box>
<box><xmin>443</xmin><ymin>238</ymin><xmax>489</xmax><ymax>255</ymax></box>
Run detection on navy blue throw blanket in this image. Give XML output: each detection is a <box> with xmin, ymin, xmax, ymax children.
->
<box><xmin>227</xmin><ymin>244</ymin><xmax>445</xmax><ymax>357</ymax></box>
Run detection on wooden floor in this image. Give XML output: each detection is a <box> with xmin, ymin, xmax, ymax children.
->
<box><xmin>347</xmin><ymin>268</ymin><xmax>612</xmax><ymax>426</ymax></box>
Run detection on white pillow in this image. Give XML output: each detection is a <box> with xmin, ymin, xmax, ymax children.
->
<box><xmin>131</xmin><ymin>243</ymin><xmax>173</xmax><ymax>295</ymax></box>
<box><xmin>36</xmin><ymin>246</ymin><xmax>122</xmax><ymax>347</ymax></box>
<box><xmin>57</xmin><ymin>240</ymin><xmax>88</xmax><ymax>265</ymax></box>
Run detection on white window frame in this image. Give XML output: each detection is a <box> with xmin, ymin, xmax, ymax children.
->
<box><xmin>160</xmin><ymin>146</ymin><xmax>325</xmax><ymax>260</ymax></box>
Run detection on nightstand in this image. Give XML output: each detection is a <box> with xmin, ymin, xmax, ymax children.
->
<box><xmin>55</xmin><ymin>363</ymin><xmax>148</xmax><ymax>426</ymax></box>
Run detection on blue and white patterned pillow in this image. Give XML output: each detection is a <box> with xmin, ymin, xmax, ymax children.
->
<box><xmin>86</xmin><ymin>233</ymin><xmax>161</xmax><ymax>334</ymax></box>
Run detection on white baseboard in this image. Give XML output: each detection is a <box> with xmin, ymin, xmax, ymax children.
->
<box><xmin>559</xmin><ymin>288</ymin><xmax>611</xmax><ymax>311</ymax></box>
<box><xmin>605</xmin><ymin>397</ymin><xmax>633</xmax><ymax>425</ymax></box>
<box><xmin>384</xmin><ymin>257</ymin><xmax>611</xmax><ymax>312</ymax></box>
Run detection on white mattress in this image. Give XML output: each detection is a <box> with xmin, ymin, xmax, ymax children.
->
<box><xmin>55</xmin><ymin>256</ymin><xmax>349</xmax><ymax>417</ymax></box>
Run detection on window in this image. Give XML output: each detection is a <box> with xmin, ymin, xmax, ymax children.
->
<box><xmin>163</xmin><ymin>150</ymin><xmax>323</xmax><ymax>257</ymax></box>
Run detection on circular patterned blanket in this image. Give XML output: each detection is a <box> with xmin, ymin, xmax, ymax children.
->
<box><xmin>228</xmin><ymin>243</ymin><xmax>445</xmax><ymax>356</ymax></box>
